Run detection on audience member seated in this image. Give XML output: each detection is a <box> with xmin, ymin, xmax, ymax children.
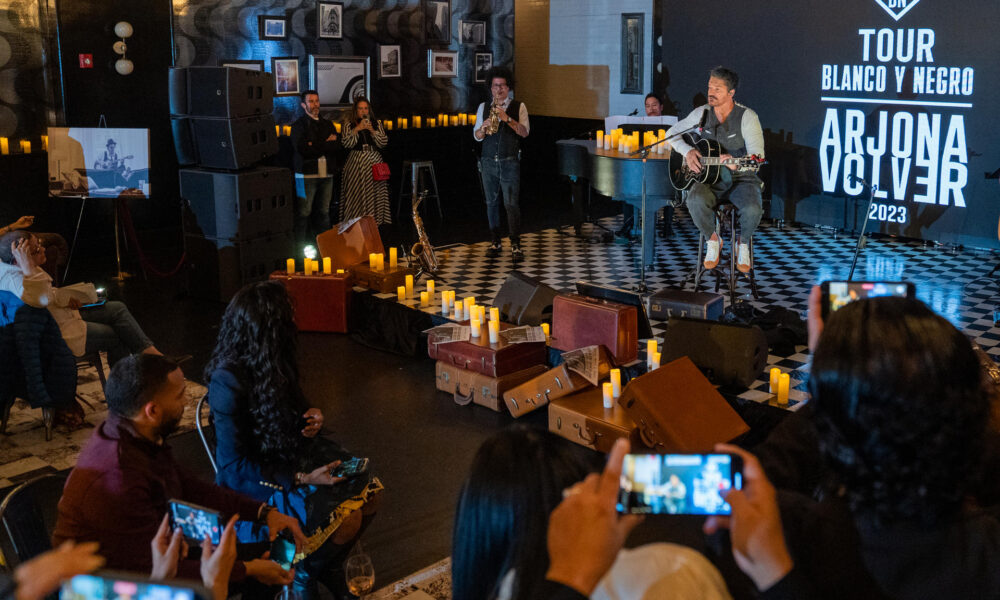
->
<box><xmin>0</xmin><ymin>230</ymin><xmax>161</xmax><ymax>366</ymax></box>
<box><xmin>204</xmin><ymin>281</ymin><xmax>383</xmax><ymax>600</ymax></box>
<box><xmin>52</xmin><ymin>353</ymin><xmax>306</xmax><ymax>595</ymax></box>
<box><xmin>451</xmin><ymin>426</ymin><xmax>731</xmax><ymax>600</ymax></box>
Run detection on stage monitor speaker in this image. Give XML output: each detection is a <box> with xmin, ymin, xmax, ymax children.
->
<box><xmin>168</xmin><ymin>67</ymin><xmax>188</xmax><ymax>116</ymax></box>
<box><xmin>492</xmin><ymin>271</ymin><xmax>559</xmax><ymax>326</ymax></box>
<box><xmin>190</xmin><ymin>114</ymin><xmax>277</xmax><ymax>170</ymax></box>
<box><xmin>186</xmin><ymin>67</ymin><xmax>274</xmax><ymax>118</ymax></box>
<box><xmin>170</xmin><ymin>117</ymin><xmax>198</xmax><ymax>166</ymax></box>
<box><xmin>185</xmin><ymin>231</ymin><xmax>295</xmax><ymax>302</ymax></box>
<box><xmin>658</xmin><ymin>317</ymin><xmax>768</xmax><ymax>389</ymax></box>
<box><xmin>180</xmin><ymin>166</ymin><xmax>294</xmax><ymax>241</ymax></box>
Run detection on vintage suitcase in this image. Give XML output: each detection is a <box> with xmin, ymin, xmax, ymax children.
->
<box><xmin>427</xmin><ymin>321</ymin><xmax>547</xmax><ymax>378</ymax></box>
<box><xmin>269</xmin><ymin>271</ymin><xmax>351</xmax><ymax>333</ymax></box>
<box><xmin>349</xmin><ymin>263</ymin><xmax>415</xmax><ymax>294</ymax></box>
<box><xmin>551</xmin><ymin>294</ymin><xmax>638</xmax><ymax>363</ymax></box>
<box><xmin>549</xmin><ymin>388</ymin><xmax>641</xmax><ymax>453</ymax></box>
<box><xmin>503</xmin><ymin>346</ymin><xmax>616</xmax><ymax>418</ymax></box>
<box><xmin>317</xmin><ymin>216</ymin><xmax>385</xmax><ymax>272</ymax></box>
<box><xmin>618</xmin><ymin>356</ymin><xmax>749</xmax><ymax>452</ymax></box>
<box><xmin>435</xmin><ymin>362</ymin><xmax>547</xmax><ymax>412</ymax></box>
<box><xmin>648</xmin><ymin>288</ymin><xmax>724</xmax><ymax>321</ymax></box>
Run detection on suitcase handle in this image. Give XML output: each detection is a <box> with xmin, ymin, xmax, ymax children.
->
<box><xmin>454</xmin><ymin>384</ymin><xmax>474</xmax><ymax>406</ymax></box>
<box><xmin>573</xmin><ymin>423</ymin><xmax>600</xmax><ymax>445</ymax></box>
<box><xmin>449</xmin><ymin>355</ymin><xmax>472</xmax><ymax>369</ymax></box>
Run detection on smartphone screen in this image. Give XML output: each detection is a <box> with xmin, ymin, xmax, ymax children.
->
<box><xmin>617</xmin><ymin>453</ymin><xmax>742</xmax><ymax>515</ymax></box>
<box><xmin>331</xmin><ymin>457</ymin><xmax>369</xmax><ymax>478</ymax></box>
<box><xmin>270</xmin><ymin>534</ymin><xmax>296</xmax><ymax>570</ymax></box>
<box><xmin>62</xmin><ymin>572</ymin><xmax>207</xmax><ymax>600</ymax></box>
<box><xmin>822</xmin><ymin>281</ymin><xmax>914</xmax><ymax>317</ymax></box>
<box><xmin>168</xmin><ymin>499</ymin><xmax>222</xmax><ymax>545</ymax></box>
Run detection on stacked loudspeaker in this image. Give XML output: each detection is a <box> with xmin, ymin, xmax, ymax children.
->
<box><xmin>170</xmin><ymin>66</ymin><xmax>295</xmax><ymax>302</ymax></box>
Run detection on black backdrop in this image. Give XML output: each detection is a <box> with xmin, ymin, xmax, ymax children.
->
<box><xmin>659</xmin><ymin>0</ymin><xmax>1000</xmax><ymax>248</ymax></box>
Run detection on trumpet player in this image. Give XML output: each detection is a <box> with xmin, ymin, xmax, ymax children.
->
<box><xmin>473</xmin><ymin>67</ymin><xmax>529</xmax><ymax>260</ymax></box>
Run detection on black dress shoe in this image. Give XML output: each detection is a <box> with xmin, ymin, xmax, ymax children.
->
<box><xmin>485</xmin><ymin>243</ymin><xmax>501</xmax><ymax>258</ymax></box>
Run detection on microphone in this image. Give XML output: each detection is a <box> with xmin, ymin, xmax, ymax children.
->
<box><xmin>627</xmin><ymin>108</ymin><xmax>638</xmax><ymax>116</ymax></box>
<box><xmin>697</xmin><ymin>108</ymin><xmax>709</xmax><ymax>132</ymax></box>
<box><xmin>846</xmin><ymin>174</ymin><xmax>868</xmax><ymax>187</ymax></box>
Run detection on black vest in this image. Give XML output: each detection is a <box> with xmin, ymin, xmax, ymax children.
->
<box><xmin>481</xmin><ymin>101</ymin><xmax>522</xmax><ymax>160</ymax></box>
<box><xmin>702</xmin><ymin>104</ymin><xmax>748</xmax><ymax>157</ymax></box>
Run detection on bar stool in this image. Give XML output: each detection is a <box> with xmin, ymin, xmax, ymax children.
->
<box><xmin>396</xmin><ymin>160</ymin><xmax>443</xmax><ymax>221</ymax></box>
<box><xmin>691</xmin><ymin>201</ymin><xmax>760</xmax><ymax>306</ymax></box>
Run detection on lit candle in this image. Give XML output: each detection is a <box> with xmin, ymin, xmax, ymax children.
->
<box><xmin>420</xmin><ymin>291</ymin><xmax>429</xmax><ymax>307</ymax></box>
<box><xmin>541</xmin><ymin>323</ymin><xmax>550</xmax><ymax>344</ymax></box>
<box><xmin>450</xmin><ymin>115</ymin><xmax>458</xmax><ymax>126</ymax></box>
<box><xmin>442</xmin><ymin>295</ymin><xmax>449</xmax><ymax>315</ymax></box>
<box><xmin>385</xmin><ymin>120</ymin><xmax>393</xmax><ymax>130</ymax></box>
<box><xmin>490</xmin><ymin>307</ymin><xmax>500</xmax><ymax>323</ymax></box>
<box><xmin>390</xmin><ymin>247</ymin><xmax>398</xmax><ymax>269</ymax></box>
<box><xmin>596</xmin><ymin>130</ymin><xmax>603</xmax><ymax>146</ymax></box>
<box><xmin>769</xmin><ymin>367</ymin><xmax>781</xmax><ymax>394</ymax></box>
<box><xmin>470</xmin><ymin>317</ymin><xmax>481</xmax><ymax>336</ymax></box>
<box><xmin>460</xmin><ymin>113</ymin><xmax>468</xmax><ymax>125</ymax></box>
<box><xmin>405</xmin><ymin>274</ymin><xmax>414</xmax><ymax>298</ymax></box>
<box><xmin>651</xmin><ymin>351</ymin><xmax>661</xmax><ymax>371</ymax></box>
<box><xmin>369</xmin><ymin>253</ymin><xmax>376</xmax><ymax>269</ymax></box>
<box><xmin>427</xmin><ymin>280</ymin><xmax>435</xmax><ymax>297</ymax></box>
<box><xmin>777</xmin><ymin>373</ymin><xmax>791</xmax><ymax>405</ymax></box>
<box><xmin>286</xmin><ymin>258</ymin><xmax>295</xmax><ymax>274</ymax></box>
<box><xmin>336</xmin><ymin>269</ymin><xmax>345</xmax><ymax>275</ymax></box>
<box><xmin>610</xmin><ymin>368</ymin><xmax>622</xmax><ymax>398</ymax></box>
<box><xmin>488</xmin><ymin>319</ymin><xmax>499</xmax><ymax>343</ymax></box>
<box><xmin>41</xmin><ymin>135</ymin><xmax>48</xmax><ymax>151</ymax></box>
<box><xmin>602</xmin><ymin>382</ymin><xmax>614</xmax><ymax>409</ymax></box>
<box><xmin>453</xmin><ymin>302</ymin><xmax>462</xmax><ymax>321</ymax></box>
<box><xmin>470</xmin><ymin>114</ymin><xmax>477</xmax><ymax>125</ymax></box>
<box><xmin>603</xmin><ymin>136</ymin><xmax>611</xmax><ymax>150</ymax></box>
<box><xmin>275</xmin><ymin>125</ymin><xmax>281</xmax><ymax>138</ymax></box>
<box><xmin>646</xmin><ymin>340</ymin><xmax>658</xmax><ymax>367</ymax></box>
<box><xmin>304</xmin><ymin>260</ymin><xmax>313</xmax><ymax>276</ymax></box>
<box><xmin>335</xmin><ymin>123</ymin><xmax>342</xmax><ymax>133</ymax></box>
<box><xmin>402</xmin><ymin>118</ymin><xmax>408</xmax><ymax>129</ymax></box>
<box><xmin>20</xmin><ymin>140</ymin><xmax>30</xmax><ymax>153</ymax></box>
<box><xmin>428</xmin><ymin>118</ymin><xmax>436</xmax><ymax>128</ymax></box>
<box><xmin>376</xmin><ymin>253</ymin><xmax>384</xmax><ymax>272</ymax></box>
<box><xmin>413</xmin><ymin>116</ymin><xmax>421</xmax><ymax>128</ymax></box>
<box><xmin>463</xmin><ymin>297</ymin><xmax>475</xmax><ymax>320</ymax></box>
<box><xmin>397</xmin><ymin>286</ymin><xmax>406</xmax><ymax>302</ymax></box>
<box><xmin>322</xmin><ymin>257</ymin><xmax>331</xmax><ymax>275</ymax></box>
<box><xmin>282</xmin><ymin>125</ymin><xmax>292</xmax><ymax>137</ymax></box>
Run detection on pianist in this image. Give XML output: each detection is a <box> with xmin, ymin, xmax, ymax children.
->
<box><xmin>666</xmin><ymin>67</ymin><xmax>764</xmax><ymax>273</ymax></box>
<box><xmin>617</xmin><ymin>93</ymin><xmax>668</xmax><ymax>239</ymax></box>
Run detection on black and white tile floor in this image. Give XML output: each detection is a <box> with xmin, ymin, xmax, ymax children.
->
<box><xmin>411</xmin><ymin>210</ymin><xmax>1000</xmax><ymax>410</ymax></box>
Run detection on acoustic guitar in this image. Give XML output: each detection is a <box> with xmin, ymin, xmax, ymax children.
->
<box><xmin>668</xmin><ymin>136</ymin><xmax>764</xmax><ymax>191</ymax></box>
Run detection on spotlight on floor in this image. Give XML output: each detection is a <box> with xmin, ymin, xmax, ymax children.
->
<box><xmin>303</xmin><ymin>245</ymin><xmax>317</xmax><ymax>260</ymax></box>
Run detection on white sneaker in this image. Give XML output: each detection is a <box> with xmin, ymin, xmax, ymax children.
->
<box><xmin>703</xmin><ymin>238</ymin><xmax>721</xmax><ymax>270</ymax></box>
<box><xmin>737</xmin><ymin>242</ymin><xmax>752</xmax><ymax>273</ymax></box>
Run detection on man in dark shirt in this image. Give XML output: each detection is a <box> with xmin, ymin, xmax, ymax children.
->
<box><xmin>52</xmin><ymin>354</ymin><xmax>305</xmax><ymax>588</ymax></box>
<box><xmin>291</xmin><ymin>89</ymin><xmax>341</xmax><ymax>254</ymax></box>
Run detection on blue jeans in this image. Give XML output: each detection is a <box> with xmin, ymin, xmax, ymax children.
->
<box><xmin>686</xmin><ymin>174</ymin><xmax>763</xmax><ymax>240</ymax></box>
<box><xmin>295</xmin><ymin>175</ymin><xmax>335</xmax><ymax>248</ymax></box>
<box><xmin>81</xmin><ymin>301</ymin><xmax>153</xmax><ymax>366</ymax></box>
<box><xmin>480</xmin><ymin>157</ymin><xmax>521</xmax><ymax>245</ymax></box>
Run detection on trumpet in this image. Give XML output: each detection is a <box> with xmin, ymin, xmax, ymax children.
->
<box><xmin>481</xmin><ymin>99</ymin><xmax>502</xmax><ymax>136</ymax></box>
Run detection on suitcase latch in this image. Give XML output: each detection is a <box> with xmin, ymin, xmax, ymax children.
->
<box><xmin>554</xmin><ymin>376</ymin><xmax>563</xmax><ymax>389</ymax></box>
<box><xmin>510</xmin><ymin>398</ymin><xmax>520</xmax><ymax>410</ymax></box>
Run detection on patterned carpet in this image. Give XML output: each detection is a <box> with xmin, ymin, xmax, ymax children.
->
<box><xmin>0</xmin><ymin>364</ymin><xmax>208</xmax><ymax>489</ymax></box>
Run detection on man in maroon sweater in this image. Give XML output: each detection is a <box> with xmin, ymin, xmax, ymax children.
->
<box><xmin>53</xmin><ymin>354</ymin><xmax>305</xmax><ymax>588</ymax></box>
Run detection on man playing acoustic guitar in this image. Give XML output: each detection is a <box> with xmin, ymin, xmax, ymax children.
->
<box><xmin>666</xmin><ymin>67</ymin><xmax>765</xmax><ymax>272</ymax></box>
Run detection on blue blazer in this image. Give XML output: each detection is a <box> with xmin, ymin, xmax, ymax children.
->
<box><xmin>0</xmin><ymin>290</ymin><xmax>76</xmax><ymax>410</ymax></box>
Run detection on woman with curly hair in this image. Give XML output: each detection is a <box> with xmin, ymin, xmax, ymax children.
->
<box><xmin>339</xmin><ymin>97</ymin><xmax>389</xmax><ymax>228</ymax></box>
<box><xmin>204</xmin><ymin>281</ymin><xmax>382</xmax><ymax>599</ymax></box>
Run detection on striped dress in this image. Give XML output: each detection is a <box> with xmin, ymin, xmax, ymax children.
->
<box><xmin>340</xmin><ymin>124</ymin><xmax>391</xmax><ymax>224</ymax></box>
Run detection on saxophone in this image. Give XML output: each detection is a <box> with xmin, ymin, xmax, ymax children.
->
<box><xmin>481</xmin><ymin>99</ymin><xmax>502</xmax><ymax>136</ymax></box>
<box><xmin>410</xmin><ymin>190</ymin><xmax>439</xmax><ymax>273</ymax></box>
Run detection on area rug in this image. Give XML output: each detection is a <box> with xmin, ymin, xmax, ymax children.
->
<box><xmin>368</xmin><ymin>557</ymin><xmax>451</xmax><ymax>600</ymax></box>
<box><xmin>0</xmin><ymin>363</ymin><xmax>208</xmax><ymax>489</ymax></box>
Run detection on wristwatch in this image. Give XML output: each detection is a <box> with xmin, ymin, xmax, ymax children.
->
<box><xmin>257</xmin><ymin>503</ymin><xmax>275</xmax><ymax>523</ymax></box>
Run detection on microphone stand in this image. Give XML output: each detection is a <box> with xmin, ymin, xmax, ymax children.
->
<box><xmin>847</xmin><ymin>177</ymin><xmax>879</xmax><ymax>281</ymax></box>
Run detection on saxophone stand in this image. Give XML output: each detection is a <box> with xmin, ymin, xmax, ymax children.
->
<box><xmin>847</xmin><ymin>175</ymin><xmax>879</xmax><ymax>281</ymax></box>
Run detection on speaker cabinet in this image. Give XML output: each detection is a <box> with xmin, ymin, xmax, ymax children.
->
<box><xmin>185</xmin><ymin>231</ymin><xmax>295</xmax><ymax>302</ymax></box>
<box><xmin>168</xmin><ymin>67</ymin><xmax>188</xmax><ymax>116</ymax></box>
<box><xmin>492</xmin><ymin>271</ymin><xmax>559</xmax><ymax>326</ymax></box>
<box><xmin>186</xmin><ymin>67</ymin><xmax>275</xmax><ymax>118</ymax></box>
<box><xmin>658</xmin><ymin>317</ymin><xmax>769</xmax><ymax>389</ymax></box>
<box><xmin>180</xmin><ymin>167</ymin><xmax>294</xmax><ymax>241</ymax></box>
<box><xmin>189</xmin><ymin>114</ymin><xmax>277</xmax><ymax>170</ymax></box>
<box><xmin>170</xmin><ymin>117</ymin><xmax>198</xmax><ymax>166</ymax></box>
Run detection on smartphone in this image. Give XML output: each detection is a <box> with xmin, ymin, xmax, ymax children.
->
<box><xmin>168</xmin><ymin>499</ymin><xmax>222</xmax><ymax>545</ymax></box>
<box><xmin>820</xmin><ymin>280</ymin><xmax>915</xmax><ymax>318</ymax></box>
<box><xmin>61</xmin><ymin>572</ymin><xmax>209</xmax><ymax>600</ymax></box>
<box><xmin>330</xmin><ymin>457</ymin><xmax>369</xmax><ymax>479</ymax></box>
<box><xmin>270</xmin><ymin>532</ymin><xmax>296</xmax><ymax>570</ymax></box>
<box><xmin>616</xmin><ymin>453</ymin><xmax>743</xmax><ymax>515</ymax></box>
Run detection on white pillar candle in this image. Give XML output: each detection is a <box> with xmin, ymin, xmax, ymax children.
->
<box><xmin>471</xmin><ymin>318</ymin><xmax>481</xmax><ymax>337</ymax></box>
<box><xmin>602</xmin><ymin>382</ymin><xmax>614</xmax><ymax>409</ymax></box>
<box><xmin>286</xmin><ymin>258</ymin><xmax>295</xmax><ymax>275</ymax></box>
<box><xmin>427</xmin><ymin>280</ymin><xmax>435</xmax><ymax>297</ymax></box>
<box><xmin>777</xmin><ymin>373</ymin><xmax>791</xmax><ymax>405</ymax></box>
<box><xmin>322</xmin><ymin>257</ymin><xmax>331</xmax><ymax>275</ymax></box>
<box><xmin>420</xmin><ymin>291</ymin><xmax>429</xmax><ymax>307</ymax></box>
<box><xmin>610</xmin><ymin>369</ymin><xmax>621</xmax><ymax>398</ymax></box>
<box><xmin>405</xmin><ymin>274</ymin><xmax>414</xmax><ymax>298</ymax></box>
<box><xmin>769</xmin><ymin>368</ymin><xmax>781</xmax><ymax>394</ymax></box>
<box><xmin>490</xmin><ymin>307</ymin><xmax>500</xmax><ymax>323</ymax></box>
<box><xmin>650</xmin><ymin>351</ymin><xmax>661</xmax><ymax>371</ymax></box>
<box><xmin>390</xmin><ymin>247</ymin><xmax>398</xmax><ymax>269</ymax></box>
<box><xmin>646</xmin><ymin>340</ymin><xmax>658</xmax><ymax>368</ymax></box>
<box><xmin>368</xmin><ymin>253</ymin><xmax>376</xmax><ymax>269</ymax></box>
<box><xmin>397</xmin><ymin>286</ymin><xmax>406</xmax><ymax>302</ymax></box>
<box><xmin>488</xmin><ymin>320</ymin><xmax>499</xmax><ymax>343</ymax></box>
<box><xmin>442</xmin><ymin>295</ymin><xmax>450</xmax><ymax>315</ymax></box>
<box><xmin>541</xmin><ymin>323</ymin><xmax>550</xmax><ymax>345</ymax></box>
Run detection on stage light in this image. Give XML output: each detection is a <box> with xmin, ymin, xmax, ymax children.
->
<box><xmin>303</xmin><ymin>244</ymin><xmax>317</xmax><ymax>260</ymax></box>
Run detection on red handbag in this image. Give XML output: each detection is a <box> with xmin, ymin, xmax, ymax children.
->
<box><xmin>371</xmin><ymin>162</ymin><xmax>390</xmax><ymax>181</ymax></box>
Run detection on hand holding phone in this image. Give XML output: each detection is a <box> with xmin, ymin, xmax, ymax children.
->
<box><xmin>330</xmin><ymin>457</ymin><xmax>369</xmax><ymax>479</ymax></box>
<box><xmin>168</xmin><ymin>499</ymin><xmax>222</xmax><ymax>545</ymax></box>
<box><xmin>269</xmin><ymin>531</ymin><xmax>296</xmax><ymax>570</ymax></box>
<box><xmin>819</xmin><ymin>280</ymin><xmax>914</xmax><ymax>318</ymax></box>
<box><xmin>617</xmin><ymin>453</ymin><xmax>742</xmax><ymax>515</ymax></box>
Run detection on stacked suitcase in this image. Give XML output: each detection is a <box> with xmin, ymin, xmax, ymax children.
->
<box><xmin>316</xmin><ymin>217</ymin><xmax>416</xmax><ymax>294</ymax></box>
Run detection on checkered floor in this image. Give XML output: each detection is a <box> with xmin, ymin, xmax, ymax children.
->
<box><xmin>406</xmin><ymin>210</ymin><xmax>1000</xmax><ymax>410</ymax></box>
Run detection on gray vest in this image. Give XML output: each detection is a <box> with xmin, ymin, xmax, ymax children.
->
<box><xmin>702</xmin><ymin>104</ymin><xmax>748</xmax><ymax>157</ymax></box>
<box><xmin>481</xmin><ymin>101</ymin><xmax>522</xmax><ymax>160</ymax></box>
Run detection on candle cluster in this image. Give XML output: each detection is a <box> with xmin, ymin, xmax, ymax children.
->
<box><xmin>394</xmin><ymin>113</ymin><xmax>475</xmax><ymax>130</ymax></box>
<box><xmin>769</xmin><ymin>367</ymin><xmax>791</xmax><ymax>406</ymax></box>
<box><xmin>596</xmin><ymin>129</ymin><xmax>669</xmax><ymax>154</ymax></box>
<box><xmin>0</xmin><ymin>138</ymin><xmax>36</xmax><ymax>154</ymax></box>
<box><xmin>286</xmin><ymin>257</ymin><xmax>338</xmax><ymax>276</ymax></box>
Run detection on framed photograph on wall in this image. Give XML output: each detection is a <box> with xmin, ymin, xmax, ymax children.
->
<box><xmin>271</xmin><ymin>57</ymin><xmax>300</xmax><ymax>96</ymax></box>
<box><xmin>459</xmin><ymin>20</ymin><xmax>486</xmax><ymax>45</ymax></box>
<box><xmin>310</xmin><ymin>55</ymin><xmax>370</xmax><ymax>107</ymax></box>
<box><xmin>219</xmin><ymin>59</ymin><xmax>265</xmax><ymax>71</ymax></box>
<box><xmin>378</xmin><ymin>45</ymin><xmax>401</xmax><ymax>79</ymax></box>
<box><xmin>258</xmin><ymin>15</ymin><xmax>288</xmax><ymax>41</ymax></box>
<box><xmin>620</xmin><ymin>13</ymin><xmax>643</xmax><ymax>94</ymax></box>
<box><xmin>318</xmin><ymin>2</ymin><xmax>343</xmax><ymax>39</ymax></box>
<box><xmin>424</xmin><ymin>0</ymin><xmax>450</xmax><ymax>43</ymax></box>
<box><xmin>428</xmin><ymin>49</ymin><xmax>458</xmax><ymax>78</ymax></box>
<box><xmin>474</xmin><ymin>52</ymin><xmax>493</xmax><ymax>83</ymax></box>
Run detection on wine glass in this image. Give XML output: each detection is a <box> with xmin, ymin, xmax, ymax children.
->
<box><xmin>344</xmin><ymin>553</ymin><xmax>375</xmax><ymax>597</ymax></box>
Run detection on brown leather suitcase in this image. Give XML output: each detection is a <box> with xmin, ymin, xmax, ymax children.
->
<box><xmin>349</xmin><ymin>263</ymin><xmax>415</xmax><ymax>294</ymax></box>
<box><xmin>503</xmin><ymin>346</ymin><xmax>616</xmax><ymax>418</ymax></box>
<box><xmin>316</xmin><ymin>216</ymin><xmax>385</xmax><ymax>272</ymax></box>
<box><xmin>549</xmin><ymin>388</ymin><xmax>641</xmax><ymax>453</ymax></box>
<box><xmin>618</xmin><ymin>356</ymin><xmax>749</xmax><ymax>451</ymax></box>
<box><xmin>269</xmin><ymin>271</ymin><xmax>351</xmax><ymax>333</ymax></box>
<box><xmin>427</xmin><ymin>321</ymin><xmax>547</xmax><ymax>378</ymax></box>
<box><xmin>551</xmin><ymin>294</ymin><xmax>638</xmax><ymax>363</ymax></box>
<box><xmin>435</xmin><ymin>362</ymin><xmax>547</xmax><ymax>412</ymax></box>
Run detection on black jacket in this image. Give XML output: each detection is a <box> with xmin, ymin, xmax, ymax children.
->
<box><xmin>291</xmin><ymin>114</ymin><xmax>342</xmax><ymax>175</ymax></box>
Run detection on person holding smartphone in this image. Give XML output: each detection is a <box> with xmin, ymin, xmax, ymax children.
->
<box><xmin>205</xmin><ymin>281</ymin><xmax>383</xmax><ymax>600</ymax></box>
